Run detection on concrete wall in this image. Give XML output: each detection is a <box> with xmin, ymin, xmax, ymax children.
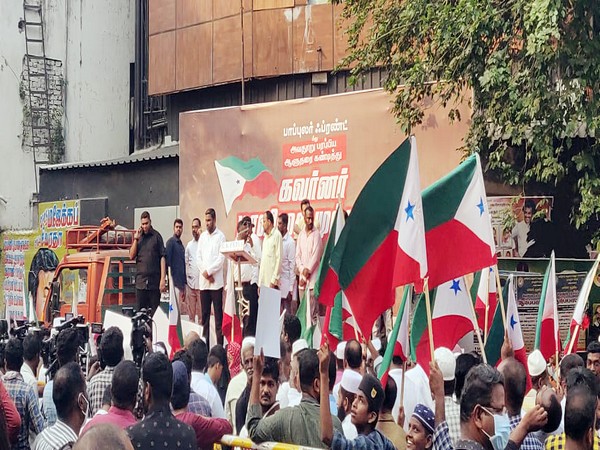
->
<box><xmin>38</xmin><ymin>157</ymin><xmax>179</xmax><ymax>229</ymax></box>
<box><xmin>0</xmin><ymin>0</ymin><xmax>134</xmax><ymax>230</ymax></box>
<box><xmin>0</xmin><ymin>3</ymin><xmax>33</xmax><ymax>228</ymax></box>
<box><xmin>61</xmin><ymin>0</ymin><xmax>135</xmax><ymax>162</ymax></box>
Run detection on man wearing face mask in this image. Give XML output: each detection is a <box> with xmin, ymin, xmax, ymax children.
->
<box><xmin>33</xmin><ymin>362</ymin><xmax>89</xmax><ymax>450</ymax></box>
<box><xmin>431</xmin><ymin>363</ymin><xmax>548</xmax><ymax>450</ymax></box>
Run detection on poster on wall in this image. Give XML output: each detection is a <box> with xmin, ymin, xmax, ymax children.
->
<box><xmin>179</xmin><ymin>89</ymin><xmax>472</xmax><ymax>240</ymax></box>
<box><xmin>488</xmin><ymin>196</ymin><xmax>553</xmax><ymax>258</ymax></box>
<box><xmin>1</xmin><ymin>200</ymin><xmax>80</xmax><ymax>320</ymax></box>
<box><xmin>512</xmin><ymin>271</ymin><xmax>587</xmax><ymax>351</ymax></box>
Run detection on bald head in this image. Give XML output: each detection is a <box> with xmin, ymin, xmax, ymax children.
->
<box><xmin>184</xmin><ymin>331</ymin><xmax>201</xmax><ymax>349</ymax></box>
<box><xmin>76</xmin><ymin>423</ymin><xmax>134</xmax><ymax>450</ymax></box>
<box><xmin>344</xmin><ymin>339</ymin><xmax>362</xmax><ymax>371</ymax></box>
<box><xmin>498</xmin><ymin>357</ymin><xmax>527</xmax><ymax>415</ymax></box>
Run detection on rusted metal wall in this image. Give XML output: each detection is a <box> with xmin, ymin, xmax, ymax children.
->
<box><xmin>148</xmin><ymin>0</ymin><xmax>351</xmax><ymax>95</ymax></box>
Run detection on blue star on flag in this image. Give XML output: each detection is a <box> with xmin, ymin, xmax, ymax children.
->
<box><xmin>405</xmin><ymin>200</ymin><xmax>415</xmax><ymax>222</ymax></box>
<box><xmin>510</xmin><ymin>314</ymin><xmax>517</xmax><ymax>330</ymax></box>
<box><xmin>477</xmin><ymin>197</ymin><xmax>485</xmax><ymax>216</ymax></box>
<box><xmin>450</xmin><ymin>279</ymin><xmax>461</xmax><ymax>295</ymax></box>
<box><xmin>169</xmin><ymin>303</ymin><xmax>174</xmax><ymax>312</ymax></box>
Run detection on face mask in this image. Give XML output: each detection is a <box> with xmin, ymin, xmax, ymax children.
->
<box><xmin>481</xmin><ymin>407</ymin><xmax>511</xmax><ymax>450</ymax></box>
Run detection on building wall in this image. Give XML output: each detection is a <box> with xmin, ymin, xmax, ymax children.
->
<box><xmin>0</xmin><ymin>3</ymin><xmax>34</xmax><ymax>229</ymax></box>
<box><xmin>148</xmin><ymin>0</ymin><xmax>351</xmax><ymax>95</ymax></box>
<box><xmin>38</xmin><ymin>157</ymin><xmax>179</xmax><ymax>229</ymax></box>
<box><xmin>0</xmin><ymin>0</ymin><xmax>134</xmax><ymax>230</ymax></box>
<box><xmin>166</xmin><ymin>68</ymin><xmax>387</xmax><ymax>140</ymax></box>
<box><xmin>60</xmin><ymin>0</ymin><xmax>134</xmax><ymax>163</ymax></box>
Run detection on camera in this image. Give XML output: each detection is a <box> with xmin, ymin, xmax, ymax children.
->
<box><xmin>130</xmin><ymin>308</ymin><xmax>153</xmax><ymax>369</ymax></box>
<box><xmin>43</xmin><ymin>314</ymin><xmax>91</xmax><ymax>380</ymax></box>
<box><xmin>90</xmin><ymin>323</ymin><xmax>103</xmax><ymax>335</ymax></box>
<box><xmin>10</xmin><ymin>323</ymin><xmax>31</xmax><ymax>340</ymax></box>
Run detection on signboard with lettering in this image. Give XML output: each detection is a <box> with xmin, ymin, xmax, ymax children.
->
<box><xmin>179</xmin><ymin>89</ymin><xmax>471</xmax><ymax>240</ymax></box>
<box><xmin>1</xmin><ymin>200</ymin><xmax>80</xmax><ymax>320</ymax></box>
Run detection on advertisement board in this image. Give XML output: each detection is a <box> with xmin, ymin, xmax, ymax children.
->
<box><xmin>488</xmin><ymin>196</ymin><xmax>553</xmax><ymax>258</ymax></box>
<box><xmin>179</xmin><ymin>89</ymin><xmax>471</xmax><ymax>239</ymax></box>
<box><xmin>1</xmin><ymin>200</ymin><xmax>80</xmax><ymax>320</ymax></box>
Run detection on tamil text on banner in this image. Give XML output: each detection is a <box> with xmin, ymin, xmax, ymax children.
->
<box><xmin>1</xmin><ymin>200</ymin><xmax>80</xmax><ymax>320</ymax></box>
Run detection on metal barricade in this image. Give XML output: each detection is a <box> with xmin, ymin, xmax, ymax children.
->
<box><xmin>218</xmin><ymin>434</ymin><xmax>324</xmax><ymax>450</ymax></box>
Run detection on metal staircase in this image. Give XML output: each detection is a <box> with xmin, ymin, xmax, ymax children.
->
<box><xmin>23</xmin><ymin>1</ymin><xmax>52</xmax><ymax>190</ymax></box>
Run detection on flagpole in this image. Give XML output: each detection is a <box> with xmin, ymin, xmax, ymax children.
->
<box><xmin>400</xmin><ymin>360</ymin><xmax>407</xmax><ymax>412</ymax></box>
<box><xmin>483</xmin><ymin>300</ymin><xmax>489</xmax><ymax>344</ymax></box>
<box><xmin>494</xmin><ymin>265</ymin><xmax>507</xmax><ymax>329</ymax></box>
<box><xmin>230</xmin><ymin>265</ymin><xmax>235</xmax><ymax>344</ymax></box>
<box><xmin>464</xmin><ymin>276</ymin><xmax>488</xmax><ymax>364</ymax></box>
<box><xmin>423</xmin><ymin>278</ymin><xmax>435</xmax><ymax>362</ymax></box>
<box><xmin>565</xmin><ymin>324</ymin><xmax>580</xmax><ymax>355</ymax></box>
<box><xmin>353</xmin><ymin>313</ymin><xmax>360</xmax><ymax>341</ymax></box>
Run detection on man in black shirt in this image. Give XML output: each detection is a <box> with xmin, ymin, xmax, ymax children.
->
<box><xmin>129</xmin><ymin>211</ymin><xmax>166</xmax><ymax>312</ymax></box>
<box><xmin>127</xmin><ymin>352</ymin><xmax>197</xmax><ymax>449</ymax></box>
<box><xmin>166</xmin><ymin>218</ymin><xmax>188</xmax><ymax>316</ymax></box>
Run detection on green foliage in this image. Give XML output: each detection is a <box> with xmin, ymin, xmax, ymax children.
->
<box><xmin>336</xmin><ymin>0</ymin><xmax>600</xmax><ymax>233</ymax></box>
<box><xmin>49</xmin><ymin>110</ymin><xmax>65</xmax><ymax>164</ymax></box>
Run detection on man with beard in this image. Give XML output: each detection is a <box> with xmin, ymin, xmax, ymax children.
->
<box><xmin>166</xmin><ymin>218</ymin><xmax>188</xmax><ymax>316</ymax></box>
<box><xmin>185</xmin><ymin>217</ymin><xmax>202</xmax><ymax>324</ymax></box>
<box><xmin>130</xmin><ymin>211</ymin><xmax>166</xmax><ymax>312</ymax></box>
<box><xmin>248</xmin><ymin>347</ymin><xmax>342</xmax><ymax>447</ymax></box>
<box><xmin>337</xmin><ymin>369</ymin><xmax>361</xmax><ymax>438</ymax></box>
<box><xmin>238</xmin><ymin>357</ymin><xmax>280</xmax><ymax>438</ymax></box>
<box><xmin>586</xmin><ymin>341</ymin><xmax>600</xmax><ymax>379</ymax></box>
<box><xmin>234</xmin><ymin>337</ymin><xmax>255</xmax><ymax>432</ymax></box>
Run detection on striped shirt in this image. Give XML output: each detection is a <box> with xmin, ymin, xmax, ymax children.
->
<box><xmin>3</xmin><ymin>370</ymin><xmax>45</xmax><ymax>450</ymax></box>
<box><xmin>33</xmin><ymin>420</ymin><xmax>78</xmax><ymax>450</ymax></box>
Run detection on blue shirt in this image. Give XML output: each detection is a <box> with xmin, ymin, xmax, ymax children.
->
<box><xmin>42</xmin><ymin>380</ymin><xmax>57</xmax><ymax>426</ymax></box>
<box><xmin>166</xmin><ymin>235</ymin><xmax>187</xmax><ymax>289</ymax></box>
<box><xmin>332</xmin><ymin>429</ymin><xmax>396</xmax><ymax>450</ymax></box>
<box><xmin>510</xmin><ymin>413</ymin><xmax>543</xmax><ymax>450</ymax></box>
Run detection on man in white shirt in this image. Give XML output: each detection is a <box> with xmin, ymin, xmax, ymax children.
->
<box><xmin>188</xmin><ymin>338</ymin><xmax>226</xmax><ymax>419</ymax></box>
<box><xmin>337</xmin><ymin>369</ymin><xmax>361</xmax><ymax>438</ymax></box>
<box><xmin>512</xmin><ymin>199</ymin><xmax>536</xmax><ymax>257</ymax></box>
<box><xmin>277</xmin><ymin>213</ymin><xmax>296</xmax><ymax>315</ymax></box>
<box><xmin>185</xmin><ymin>217</ymin><xmax>202</xmax><ymax>324</ymax></box>
<box><xmin>21</xmin><ymin>334</ymin><xmax>40</xmax><ymax>394</ymax></box>
<box><xmin>237</xmin><ymin>216</ymin><xmax>261</xmax><ymax>337</ymax></box>
<box><xmin>196</xmin><ymin>208</ymin><xmax>226</xmax><ymax>347</ymax></box>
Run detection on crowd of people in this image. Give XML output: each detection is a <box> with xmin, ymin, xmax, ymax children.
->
<box><xmin>129</xmin><ymin>200</ymin><xmax>324</xmax><ymax>347</ymax></box>
<box><xmin>0</xmin><ymin>201</ymin><xmax>598</xmax><ymax>449</ymax></box>
<box><xmin>0</xmin><ymin>315</ymin><xmax>599</xmax><ymax>450</ymax></box>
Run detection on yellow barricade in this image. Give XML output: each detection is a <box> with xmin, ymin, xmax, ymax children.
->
<box><xmin>218</xmin><ymin>434</ymin><xmax>324</xmax><ymax>450</ymax></box>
